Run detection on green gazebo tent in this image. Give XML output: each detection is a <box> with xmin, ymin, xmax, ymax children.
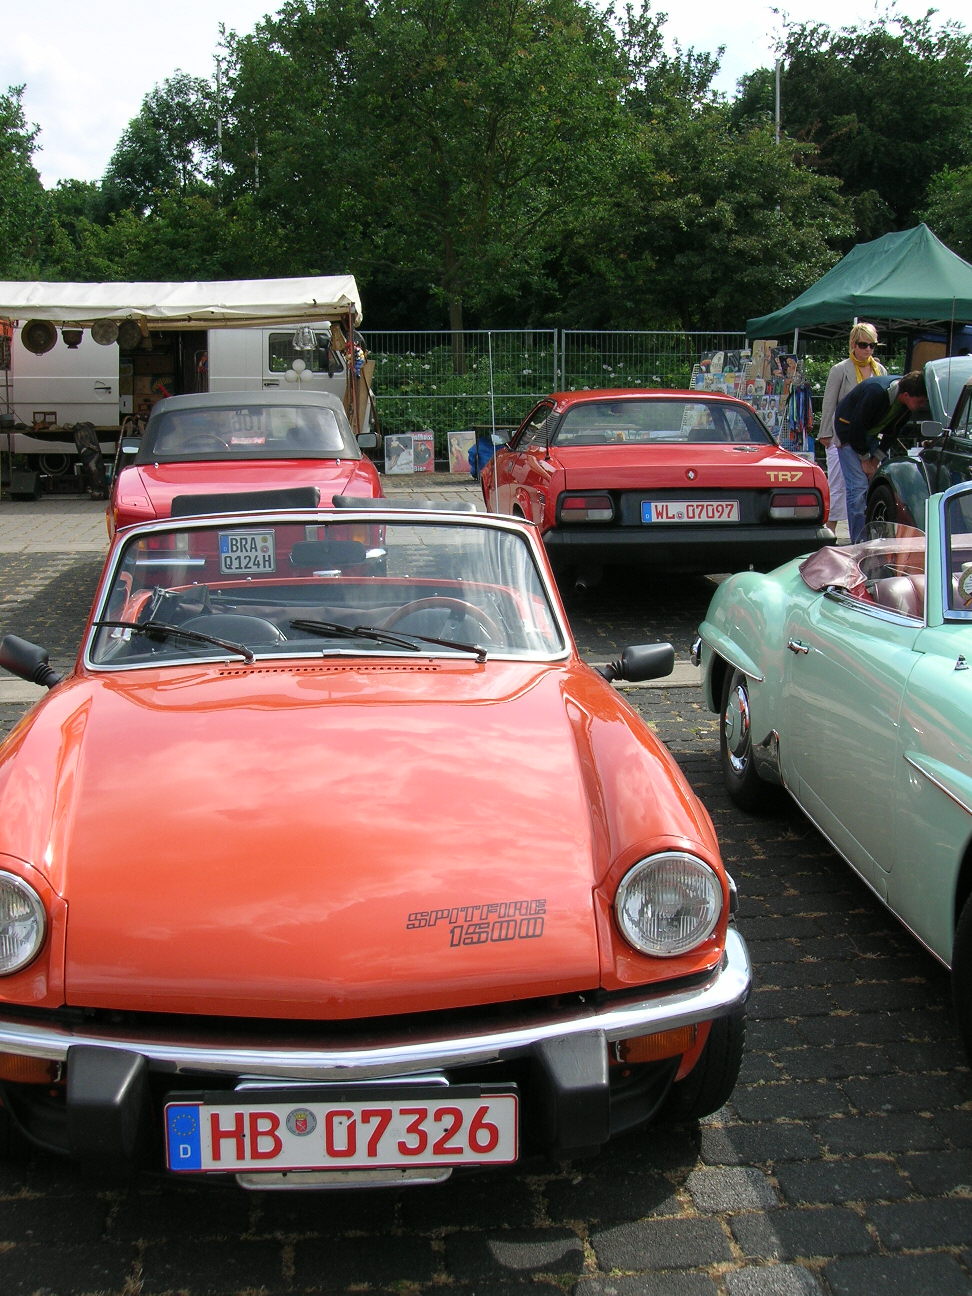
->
<box><xmin>746</xmin><ymin>224</ymin><xmax>972</xmax><ymax>342</ymax></box>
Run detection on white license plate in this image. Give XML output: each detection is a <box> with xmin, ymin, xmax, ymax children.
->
<box><xmin>642</xmin><ymin>500</ymin><xmax>739</xmax><ymax>523</ymax></box>
<box><xmin>165</xmin><ymin>1087</ymin><xmax>518</xmax><ymax>1174</ymax></box>
<box><xmin>219</xmin><ymin>530</ymin><xmax>276</xmax><ymax>573</ymax></box>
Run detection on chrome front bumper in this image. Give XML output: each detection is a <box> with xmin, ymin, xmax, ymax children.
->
<box><xmin>0</xmin><ymin>929</ymin><xmax>750</xmax><ymax>1081</ymax></box>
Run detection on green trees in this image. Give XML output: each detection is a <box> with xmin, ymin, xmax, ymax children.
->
<box><xmin>3</xmin><ymin>2</ymin><xmax>970</xmax><ymax>329</ymax></box>
<box><xmin>0</xmin><ymin>86</ymin><xmax>49</xmax><ymax>278</ymax></box>
<box><xmin>773</xmin><ymin>12</ymin><xmax>972</xmax><ymax>243</ymax></box>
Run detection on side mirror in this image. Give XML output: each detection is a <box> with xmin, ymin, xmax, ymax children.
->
<box><xmin>120</xmin><ymin>439</ymin><xmax>141</xmax><ymax>455</ymax></box>
<box><xmin>595</xmin><ymin>642</ymin><xmax>675</xmax><ymax>684</ymax></box>
<box><xmin>0</xmin><ymin>634</ymin><xmax>62</xmax><ymax>688</ymax></box>
<box><xmin>919</xmin><ymin>420</ymin><xmax>945</xmax><ymax>441</ymax></box>
<box><xmin>357</xmin><ymin>432</ymin><xmax>378</xmax><ymax>449</ymax></box>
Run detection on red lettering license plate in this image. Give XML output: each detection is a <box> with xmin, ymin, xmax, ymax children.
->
<box><xmin>165</xmin><ymin>1086</ymin><xmax>518</xmax><ymax>1174</ymax></box>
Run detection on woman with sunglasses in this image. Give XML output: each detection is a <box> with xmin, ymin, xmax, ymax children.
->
<box><xmin>817</xmin><ymin>323</ymin><xmax>886</xmax><ymax>539</ymax></box>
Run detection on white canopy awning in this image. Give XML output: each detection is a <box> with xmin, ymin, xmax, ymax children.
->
<box><xmin>0</xmin><ymin>275</ymin><xmax>362</xmax><ymax>329</ymax></box>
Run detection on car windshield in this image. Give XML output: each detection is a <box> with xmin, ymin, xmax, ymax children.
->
<box><xmin>86</xmin><ymin>513</ymin><xmax>568</xmax><ymax>668</ymax></box>
<box><xmin>944</xmin><ymin>487</ymin><xmax>972</xmax><ymax>616</ymax></box>
<box><xmin>137</xmin><ymin>404</ymin><xmax>359</xmax><ymax>462</ymax></box>
<box><xmin>553</xmin><ymin>398</ymin><xmax>773</xmax><ymax>447</ymax></box>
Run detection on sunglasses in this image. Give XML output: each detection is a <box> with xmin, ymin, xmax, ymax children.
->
<box><xmin>854</xmin><ymin>340</ymin><xmax>876</xmax><ymax>349</ymax></box>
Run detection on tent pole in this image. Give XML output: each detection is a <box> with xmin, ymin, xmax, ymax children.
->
<box><xmin>792</xmin><ymin>328</ymin><xmax>799</xmax><ymax>354</ymax></box>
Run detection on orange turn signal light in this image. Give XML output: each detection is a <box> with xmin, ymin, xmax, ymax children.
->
<box><xmin>616</xmin><ymin>1025</ymin><xmax>698</xmax><ymax>1064</ymax></box>
<box><xmin>0</xmin><ymin>1053</ymin><xmax>59</xmax><ymax>1084</ymax></box>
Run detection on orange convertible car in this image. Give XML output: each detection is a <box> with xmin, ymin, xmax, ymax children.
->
<box><xmin>0</xmin><ymin>502</ymin><xmax>749</xmax><ymax>1189</ymax></box>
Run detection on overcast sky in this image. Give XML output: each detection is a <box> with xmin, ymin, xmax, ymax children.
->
<box><xmin>3</xmin><ymin>0</ymin><xmax>969</xmax><ymax>189</ymax></box>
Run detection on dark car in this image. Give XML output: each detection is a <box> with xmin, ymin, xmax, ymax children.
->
<box><xmin>866</xmin><ymin>357</ymin><xmax>972</xmax><ymax>534</ymax></box>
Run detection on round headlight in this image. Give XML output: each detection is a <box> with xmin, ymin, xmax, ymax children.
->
<box><xmin>0</xmin><ymin>873</ymin><xmax>47</xmax><ymax>975</ymax></box>
<box><xmin>615</xmin><ymin>853</ymin><xmax>722</xmax><ymax>957</ymax></box>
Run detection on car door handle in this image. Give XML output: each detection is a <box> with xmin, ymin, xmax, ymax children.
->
<box><xmin>94</xmin><ymin>382</ymin><xmax>113</xmax><ymax>393</ymax></box>
<box><xmin>787</xmin><ymin>639</ymin><xmax>809</xmax><ymax>655</ymax></box>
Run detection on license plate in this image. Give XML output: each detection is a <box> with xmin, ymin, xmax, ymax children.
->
<box><xmin>642</xmin><ymin>500</ymin><xmax>739</xmax><ymax>523</ymax></box>
<box><xmin>219</xmin><ymin>530</ymin><xmax>276</xmax><ymax>573</ymax></box>
<box><xmin>165</xmin><ymin>1086</ymin><xmax>518</xmax><ymax>1174</ymax></box>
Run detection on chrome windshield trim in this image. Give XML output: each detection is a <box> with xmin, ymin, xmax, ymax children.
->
<box><xmin>0</xmin><ymin>932</ymin><xmax>749</xmax><ymax>1080</ymax></box>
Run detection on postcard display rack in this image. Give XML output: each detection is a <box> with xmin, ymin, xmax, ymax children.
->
<box><xmin>691</xmin><ymin>341</ymin><xmax>815</xmax><ymax>459</ymax></box>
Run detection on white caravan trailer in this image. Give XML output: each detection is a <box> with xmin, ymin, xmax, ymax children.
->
<box><xmin>0</xmin><ymin>277</ymin><xmax>372</xmax><ymax>481</ymax></box>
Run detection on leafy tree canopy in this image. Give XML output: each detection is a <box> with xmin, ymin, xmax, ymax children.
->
<box><xmin>0</xmin><ymin>85</ymin><xmax>49</xmax><ymax>277</ymax></box>
<box><xmin>771</xmin><ymin>9</ymin><xmax>972</xmax><ymax>242</ymax></box>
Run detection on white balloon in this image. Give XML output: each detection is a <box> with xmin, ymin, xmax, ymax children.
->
<box><xmin>292</xmin><ymin>358</ymin><xmax>307</xmax><ymax>374</ymax></box>
<box><xmin>284</xmin><ymin>369</ymin><xmax>298</xmax><ymax>383</ymax></box>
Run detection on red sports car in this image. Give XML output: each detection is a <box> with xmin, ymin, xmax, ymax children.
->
<box><xmin>109</xmin><ymin>389</ymin><xmax>382</xmax><ymax>537</ymax></box>
<box><xmin>481</xmin><ymin>388</ymin><xmax>833</xmax><ymax>586</ymax></box>
<box><xmin>0</xmin><ymin>502</ymin><xmax>749</xmax><ymax>1190</ymax></box>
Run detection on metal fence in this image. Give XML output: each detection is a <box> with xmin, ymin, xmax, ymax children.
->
<box><xmin>361</xmin><ymin>327</ymin><xmax>914</xmax><ymax>463</ymax></box>
<box><xmin>364</xmin><ymin>329</ymin><xmax>751</xmax><ymax>443</ymax></box>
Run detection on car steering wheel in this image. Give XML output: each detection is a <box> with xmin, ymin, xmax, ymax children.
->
<box><xmin>381</xmin><ymin>596</ymin><xmax>501</xmax><ymax>640</ymax></box>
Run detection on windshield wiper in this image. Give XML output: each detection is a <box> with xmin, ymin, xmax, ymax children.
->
<box><xmin>92</xmin><ymin>619</ymin><xmax>255</xmax><ymax>664</ymax></box>
<box><xmin>290</xmin><ymin>618</ymin><xmax>487</xmax><ymax>662</ymax></box>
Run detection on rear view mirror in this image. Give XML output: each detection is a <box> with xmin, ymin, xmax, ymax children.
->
<box><xmin>0</xmin><ymin>634</ymin><xmax>62</xmax><ymax>688</ymax></box>
<box><xmin>596</xmin><ymin>642</ymin><xmax>675</xmax><ymax>683</ymax></box>
<box><xmin>289</xmin><ymin>539</ymin><xmax>368</xmax><ymax>570</ymax></box>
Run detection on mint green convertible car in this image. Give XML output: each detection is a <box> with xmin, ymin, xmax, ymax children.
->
<box><xmin>694</xmin><ymin>480</ymin><xmax>972</xmax><ymax>1060</ymax></box>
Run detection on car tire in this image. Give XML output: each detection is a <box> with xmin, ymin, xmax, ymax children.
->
<box><xmin>866</xmin><ymin>481</ymin><xmax>904</xmax><ymax>536</ymax></box>
<box><xmin>659</xmin><ymin>1007</ymin><xmax>746</xmax><ymax>1123</ymax></box>
<box><xmin>952</xmin><ymin>893</ymin><xmax>972</xmax><ymax>1065</ymax></box>
<box><xmin>720</xmin><ymin>667</ymin><xmax>774</xmax><ymax>813</ymax></box>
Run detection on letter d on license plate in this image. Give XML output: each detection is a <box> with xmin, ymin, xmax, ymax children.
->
<box><xmin>165</xmin><ymin>1086</ymin><xmax>518</xmax><ymax>1174</ymax></box>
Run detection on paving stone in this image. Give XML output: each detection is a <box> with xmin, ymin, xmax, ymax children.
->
<box><xmin>730</xmin><ymin>1206</ymin><xmax>874</xmax><ymax>1260</ymax></box>
<box><xmin>867</xmin><ymin>1197</ymin><xmax>972</xmax><ymax>1249</ymax></box>
<box><xmin>731</xmin><ymin>1082</ymin><xmax>849</xmax><ymax>1122</ymax></box>
<box><xmin>823</xmin><ymin>1252</ymin><xmax>972</xmax><ymax>1295</ymax></box>
<box><xmin>775</xmin><ymin>1155</ymin><xmax>910</xmax><ymax>1205</ymax></box>
<box><xmin>590</xmin><ymin>1216</ymin><xmax>733</xmax><ymax>1270</ymax></box>
<box><xmin>725</xmin><ymin>1263</ymin><xmax>825</xmax><ymax>1295</ymax></box>
<box><xmin>685</xmin><ymin>1165</ymin><xmax>779</xmax><ymax>1212</ymax></box>
<box><xmin>0</xmin><ymin>1243</ymin><xmax>133</xmax><ymax>1296</ymax></box>
<box><xmin>444</xmin><ymin>1228</ymin><xmax>584</xmax><ymax>1280</ymax></box>
<box><xmin>901</xmin><ymin>1147</ymin><xmax>972</xmax><ymax>1196</ymax></box>
<box><xmin>294</xmin><ymin>1234</ymin><xmax>438</xmax><ymax>1287</ymax></box>
<box><xmin>814</xmin><ymin>1113</ymin><xmax>946</xmax><ymax>1156</ymax></box>
<box><xmin>141</xmin><ymin>1239</ymin><xmax>287</xmax><ymax>1294</ymax></box>
<box><xmin>698</xmin><ymin>1122</ymin><xmax>823</xmax><ymax>1166</ymax></box>
<box><xmin>576</xmin><ymin>1275</ymin><xmax>718</xmax><ymax>1296</ymax></box>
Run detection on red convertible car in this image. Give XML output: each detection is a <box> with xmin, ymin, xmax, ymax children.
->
<box><xmin>481</xmin><ymin>389</ymin><xmax>834</xmax><ymax>586</ymax></box>
<box><xmin>0</xmin><ymin>502</ymin><xmax>749</xmax><ymax>1190</ymax></box>
<box><xmin>108</xmin><ymin>389</ymin><xmax>381</xmax><ymax>537</ymax></box>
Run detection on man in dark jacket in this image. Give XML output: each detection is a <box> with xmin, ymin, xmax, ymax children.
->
<box><xmin>834</xmin><ymin>371</ymin><xmax>927</xmax><ymax>542</ymax></box>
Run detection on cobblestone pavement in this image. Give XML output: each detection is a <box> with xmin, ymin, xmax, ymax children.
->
<box><xmin>0</xmin><ymin>488</ymin><xmax>969</xmax><ymax>1296</ymax></box>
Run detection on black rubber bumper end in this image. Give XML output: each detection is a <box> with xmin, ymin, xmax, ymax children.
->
<box><xmin>66</xmin><ymin>1046</ymin><xmax>151</xmax><ymax>1173</ymax></box>
<box><xmin>533</xmin><ymin>1030</ymin><xmax>610</xmax><ymax>1159</ymax></box>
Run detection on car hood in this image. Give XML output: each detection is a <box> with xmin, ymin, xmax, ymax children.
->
<box><xmin>556</xmin><ymin>443</ymin><xmax>823</xmax><ymax>489</ymax></box>
<box><xmin>117</xmin><ymin>459</ymin><xmax>380</xmax><ymax>515</ymax></box>
<box><xmin>0</xmin><ymin>662</ymin><xmax>710</xmax><ymax>1019</ymax></box>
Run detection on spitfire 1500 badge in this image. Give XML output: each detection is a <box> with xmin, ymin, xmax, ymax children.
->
<box><xmin>407</xmin><ymin>898</ymin><xmax>546</xmax><ymax>947</ymax></box>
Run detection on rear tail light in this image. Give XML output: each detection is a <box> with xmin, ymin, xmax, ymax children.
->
<box><xmin>768</xmin><ymin>490</ymin><xmax>823</xmax><ymax>521</ymax></box>
<box><xmin>558</xmin><ymin>493</ymin><xmax>615</xmax><ymax>524</ymax></box>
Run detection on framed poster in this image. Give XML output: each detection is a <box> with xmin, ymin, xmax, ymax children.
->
<box><xmin>448</xmin><ymin>429</ymin><xmax>476</xmax><ymax>474</ymax></box>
